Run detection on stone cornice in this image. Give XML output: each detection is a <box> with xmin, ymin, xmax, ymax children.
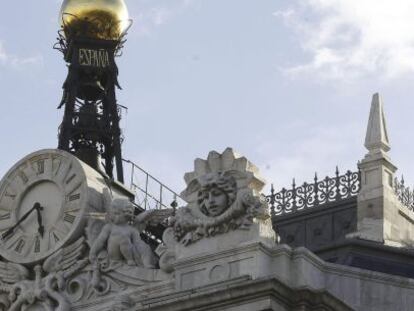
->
<box><xmin>135</xmin><ymin>275</ymin><xmax>354</xmax><ymax>311</ymax></box>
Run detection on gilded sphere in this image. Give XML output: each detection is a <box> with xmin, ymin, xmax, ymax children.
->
<box><xmin>59</xmin><ymin>0</ymin><xmax>129</xmax><ymax>40</ymax></box>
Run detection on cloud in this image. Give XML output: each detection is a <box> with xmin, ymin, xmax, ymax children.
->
<box><xmin>133</xmin><ymin>6</ymin><xmax>172</xmax><ymax>36</ymax></box>
<box><xmin>274</xmin><ymin>0</ymin><xmax>414</xmax><ymax>81</ymax></box>
<box><xmin>130</xmin><ymin>0</ymin><xmax>198</xmax><ymax>36</ymax></box>
<box><xmin>0</xmin><ymin>41</ymin><xmax>43</xmax><ymax>70</ymax></box>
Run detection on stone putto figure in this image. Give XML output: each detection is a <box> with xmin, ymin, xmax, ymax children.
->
<box><xmin>88</xmin><ymin>197</ymin><xmax>156</xmax><ymax>268</ymax></box>
<box><xmin>86</xmin><ymin>189</ymin><xmax>172</xmax><ymax>292</ymax></box>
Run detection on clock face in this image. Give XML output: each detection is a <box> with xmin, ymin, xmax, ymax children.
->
<box><xmin>0</xmin><ymin>150</ymin><xmax>88</xmax><ymax>264</ymax></box>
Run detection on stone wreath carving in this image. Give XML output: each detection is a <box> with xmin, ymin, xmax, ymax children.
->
<box><xmin>168</xmin><ymin>148</ymin><xmax>268</xmax><ymax>246</ymax></box>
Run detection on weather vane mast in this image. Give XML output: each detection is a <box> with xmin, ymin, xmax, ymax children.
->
<box><xmin>55</xmin><ymin>0</ymin><xmax>132</xmax><ymax>183</ymax></box>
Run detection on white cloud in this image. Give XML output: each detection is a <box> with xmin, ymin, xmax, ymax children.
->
<box><xmin>275</xmin><ymin>0</ymin><xmax>414</xmax><ymax>81</ymax></box>
<box><xmin>130</xmin><ymin>0</ymin><xmax>198</xmax><ymax>36</ymax></box>
<box><xmin>0</xmin><ymin>41</ymin><xmax>43</xmax><ymax>70</ymax></box>
<box><xmin>134</xmin><ymin>7</ymin><xmax>172</xmax><ymax>36</ymax></box>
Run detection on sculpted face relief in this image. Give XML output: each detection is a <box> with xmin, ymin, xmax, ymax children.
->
<box><xmin>158</xmin><ymin>148</ymin><xmax>270</xmax><ymax>270</ymax></box>
<box><xmin>109</xmin><ymin>207</ymin><xmax>128</xmax><ymax>225</ymax></box>
<box><xmin>197</xmin><ymin>173</ymin><xmax>237</xmax><ymax>217</ymax></box>
<box><xmin>200</xmin><ymin>187</ymin><xmax>229</xmax><ymax>217</ymax></box>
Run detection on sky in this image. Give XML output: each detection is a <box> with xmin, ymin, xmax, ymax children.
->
<box><xmin>1</xmin><ymin>0</ymin><xmax>414</xmax><ymax>198</ymax></box>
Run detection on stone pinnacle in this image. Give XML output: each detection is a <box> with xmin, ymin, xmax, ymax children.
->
<box><xmin>364</xmin><ymin>93</ymin><xmax>390</xmax><ymax>154</ymax></box>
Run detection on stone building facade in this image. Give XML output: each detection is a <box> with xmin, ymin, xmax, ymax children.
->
<box><xmin>0</xmin><ymin>93</ymin><xmax>413</xmax><ymax>311</ymax></box>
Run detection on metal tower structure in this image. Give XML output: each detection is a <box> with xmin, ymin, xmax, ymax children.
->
<box><xmin>55</xmin><ymin>13</ymin><xmax>130</xmax><ymax>183</ymax></box>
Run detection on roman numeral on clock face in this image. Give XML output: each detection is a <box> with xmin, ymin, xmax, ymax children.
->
<box><xmin>36</xmin><ymin>160</ymin><xmax>45</xmax><ymax>175</ymax></box>
<box><xmin>48</xmin><ymin>230</ymin><xmax>64</xmax><ymax>249</ymax></box>
<box><xmin>4</xmin><ymin>192</ymin><xmax>16</xmax><ymax>199</ymax></box>
<box><xmin>52</xmin><ymin>156</ymin><xmax>62</xmax><ymax>176</ymax></box>
<box><xmin>65</xmin><ymin>174</ymin><xmax>76</xmax><ymax>185</ymax></box>
<box><xmin>50</xmin><ymin>231</ymin><xmax>61</xmax><ymax>244</ymax></box>
<box><xmin>68</xmin><ymin>193</ymin><xmax>80</xmax><ymax>202</ymax></box>
<box><xmin>63</xmin><ymin>213</ymin><xmax>76</xmax><ymax>224</ymax></box>
<box><xmin>18</xmin><ymin>171</ymin><xmax>28</xmax><ymax>184</ymax></box>
<box><xmin>53</xmin><ymin>233</ymin><xmax>60</xmax><ymax>242</ymax></box>
<box><xmin>54</xmin><ymin>161</ymin><xmax>72</xmax><ymax>184</ymax></box>
<box><xmin>0</xmin><ymin>213</ymin><xmax>10</xmax><ymax>221</ymax></box>
<box><xmin>14</xmin><ymin>238</ymin><xmax>25</xmax><ymax>254</ymax></box>
<box><xmin>34</xmin><ymin>236</ymin><xmax>40</xmax><ymax>253</ymax></box>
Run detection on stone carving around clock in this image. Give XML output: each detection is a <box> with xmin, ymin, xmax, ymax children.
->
<box><xmin>0</xmin><ymin>149</ymin><xmax>169</xmax><ymax>311</ymax></box>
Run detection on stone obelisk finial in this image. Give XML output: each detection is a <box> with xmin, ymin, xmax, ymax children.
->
<box><xmin>364</xmin><ymin>93</ymin><xmax>390</xmax><ymax>155</ymax></box>
<box><xmin>348</xmin><ymin>93</ymin><xmax>411</xmax><ymax>247</ymax></box>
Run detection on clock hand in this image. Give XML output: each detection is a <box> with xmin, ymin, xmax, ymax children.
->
<box><xmin>36</xmin><ymin>205</ymin><xmax>44</xmax><ymax>238</ymax></box>
<box><xmin>1</xmin><ymin>203</ymin><xmax>40</xmax><ymax>240</ymax></box>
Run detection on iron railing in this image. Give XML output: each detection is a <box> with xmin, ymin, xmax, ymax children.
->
<box><xmin>266</xmin><ymin>168</ymin><xmax>361</xmax><ymax>217</ymax></box>
<box><xmin>122</xmin><ymin>159</ymin><xmax>186</xmax><ymax>211</ymax></box>
<box><xmin>122</xmin><ymin>158</ymin><xmax>414</xmax><ymax>216</ymax></box>
<box><xmin>394</xmin><ymin>176</ymin><xmax>414</xmax><ymax>211</ymax></box>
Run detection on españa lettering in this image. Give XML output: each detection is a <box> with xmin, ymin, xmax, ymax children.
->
<box><xmin>78</xmin><ymin>48</ymin><xmax>110</xmax><ymax>68</ymax></box>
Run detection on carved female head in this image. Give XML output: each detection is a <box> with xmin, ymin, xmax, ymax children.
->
<box><xmin>197</xmin><ymin>172</ymin><xmax>237</xmax><ymax>217</ymax></box>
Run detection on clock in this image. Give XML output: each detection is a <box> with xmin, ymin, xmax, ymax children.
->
<box><xmin>0</xmin><ymin>149</ymin><xmax>105</xmax><ymax>264</ymax></box>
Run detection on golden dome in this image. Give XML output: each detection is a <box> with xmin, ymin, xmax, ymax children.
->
<box><xmin>59</xmin><ymin>0</ymin><xmax>129</xmax><ymax>40</ymax></box>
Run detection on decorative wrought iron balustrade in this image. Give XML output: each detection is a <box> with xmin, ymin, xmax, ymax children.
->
<box><xmin>123</xmin><ymin>159</ymin><xmax>186</xmax><ymax>211</ymax></box>
<box><xmin>394</xmin><ymin>176</ymin><xmax>414</xmax><ymax>211</ymax></box>
<box><xmin>266</xmin><ymin>168</ymin><xmax>361</xmax><ymax>217</ymax></box>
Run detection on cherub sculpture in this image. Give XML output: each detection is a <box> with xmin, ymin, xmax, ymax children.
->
<box><xmin>88</xmin><ymin>197</ymin><xmax>156</xmax><ymax>268</ymax></box>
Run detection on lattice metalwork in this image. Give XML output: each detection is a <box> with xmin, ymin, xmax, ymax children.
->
<box><xmin>394</xmin><ymin>176</ymin><xmax>414</xmax><ymax>211</ymax></box>
<box><xmin>54</xmin><ymin>20</ymin><xmax>130</xmax><ymax>183</ymax></box>
<box><xmin>266</xmin><ymin>167</ymin><xmax>361</xmax><ymax>217</ymax></box>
